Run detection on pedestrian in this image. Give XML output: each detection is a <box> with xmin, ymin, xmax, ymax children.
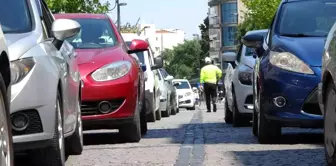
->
<box><xmin>200</xmin><ymin>57</ymin><xmax>222</xmax><ymax>112</ymax></box>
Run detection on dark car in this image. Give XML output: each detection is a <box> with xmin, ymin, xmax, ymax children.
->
<box><xmin>241</xmin><ymin>0</ymin><xmax>336</xmax><ymax>144</ymax></box>
<box><xmin>318</xmin><ymin>22</ymin><xmax>336</xmax><ymax>165</ymax></box>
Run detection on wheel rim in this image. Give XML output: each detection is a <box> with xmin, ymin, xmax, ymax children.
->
<box><xmin>77</xmin><ymin>100</ymin><xmax>83</xmax><ymax>148</ymax></box>
<box><xmin>325</xmin><ymin>89</ymin><xmax>336</xmax><ymax>158</ymax></box>
<box><xmin>56</xmin><ymin>99</ymin><xmax>65</xmax><ymax>163</ymax></box>
<box><xmin>0</xmin><ymin>92</ymin><xmax>10</xmax><ymax>166</ymax></box>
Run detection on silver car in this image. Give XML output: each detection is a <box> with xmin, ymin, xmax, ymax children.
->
<box><xmin>2</xmin><ymin>0</ymin><xmax>82</xmax><ymax>165</ymax></box>
<box><xmin>157</xmin><ymin>68</ymin><xmax>178</xmax><ymax>117</ymax></box>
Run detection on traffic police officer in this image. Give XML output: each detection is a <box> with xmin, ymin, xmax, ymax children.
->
<box><xmin>200</xmin><ymin>57</ymin><xmax>222</xmax><ymax>112</ymax></box>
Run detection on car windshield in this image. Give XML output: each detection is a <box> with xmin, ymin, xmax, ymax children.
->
<box><xmin>0</xmin><ymin>0</ymin><xmax>32</xmax><ymax>33</ymax></box>
<box><xmin>278</xmin><ymin>1</ymin><xmax>336</xmax><ymax>37</ymax></box>
<box><xmin>126</xmin><ymin>41</ymin><xmax>145</xmax><ymax>64</ymax></box>
<box><xmin>175</xmin><ymin>81</ymin><xmax>190</xmax><ymax>89</ymax></box>
<box><xmin>66</xmin><ymin>18</ymin><xmax>118</xmax><ymax>49</ymax></box>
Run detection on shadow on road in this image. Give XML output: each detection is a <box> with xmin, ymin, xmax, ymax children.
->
<box><xmin>83</xmin><ymin>131</ymin><xmax>124</xmax><ymax>145</ymax></box>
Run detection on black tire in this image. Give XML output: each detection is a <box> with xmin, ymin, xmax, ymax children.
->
<box><xmin>171</xmin><ymin>98</ymin><xmax>177</xmax><ymax>115</ymax></box>
<box><xmin>190</xmin><ymin>104</ymin><xmax>196</xmax><ymax>110</ymax></box>
<box><xmin>140</xmin><ymin>97</ymin><xmax>148</xmax><ymax>135</ymax></box>
<box><xmin>224</xmin><ymin>97</ymin><xmax>233</xmax><ymax>124</ymax></box>
<box><xmin>119</xmin><ymin>95</ymin><xmax>141</xmax><ymax>142</ymax></box>
<box><xmin>155</xmin><ymin>109</ymin><xmax>162</xmax><ymax>120</ymax></box>
<box><xmin>324</xmin><ymin>81</ymin><xmax>336</xmax><ymax>165</ymax></box>
<box><xmin>257</xmin><ymin>92</ymin><xmax>281</xmax><ymax>144</ymax></box>
<box><xmin>0</xmin><ymin>74</ymin><xmax>13</xmax><ymax>166</ymax></box>
<box><xmin>252</xmin><ymin>107</ymin><xmax>258</xmax><ymax>137</ymax></box>
<box><xmin>232</xmin><ymin>91</ymin><xmax>244</xmax><ymax>127</ymax></box>
<box><xmin>65</xmin><ymin>95</ymin><xmax>83</xmax><ymax>155</ymax></box>
<box><xmin>31</xmin><ymin>91</ymin><xmax>65</xmax><ymax>166</ymax></box>
<box><xmin>162</xmin><ymin>108</ymin><xmax>170</xmax><ymax>117</ymax></box>
<box><xmin>147</xmin><ymin>96</ymin><xmax>156</xmax><ymax>122</ymax></box>
<box><xmin>176</xmin><ymin>108</ymin><xmax>179</xmax><ymax>113</ymax></box>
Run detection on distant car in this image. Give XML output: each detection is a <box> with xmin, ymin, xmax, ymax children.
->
<box><xmin>122</xmin><ymin>33</ymin><xmax>162</xmax><ymax>122</ymax></box>
<box><xmin>0</xmin><ymin>25</ymin><xmax>13</xmax><ymax>166</ymax></box>
<box><xmin>173</xmin><ymin>79</ymin><xmax>195</xmax><ymax>110</ymax></box>
<box><xmin>157</xmin><ymin>68</ymin><xmax>178</xmax><ymax>117</ymax></box>
<box><xmin>318</xmin><ymin>22</ymin><xmax>336</xmax><ymax>166</ymax></box>
<box><xmin>3</xmin><ymin>1</ymin><xmax>83</xmax><ymax>165</ymax></box>
<box><xmin>242</xmin><ymin>0</ymin><xmax>336</xmax><ymax>144</ymax></box>
<box><xmin>54</xmin><ymin>13</ymin><xmax>163</xmax><ymax>142</ymax></box>
<box><xmin>223</xmin><ymin>29</ymin><xmax>267</xmax><ymax>127</ymax></box>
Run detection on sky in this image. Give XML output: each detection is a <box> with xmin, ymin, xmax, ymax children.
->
<box><xmin>104</xmin><ymin>0</ymin><xmax>208</xmax><ymax>39</ymax></box>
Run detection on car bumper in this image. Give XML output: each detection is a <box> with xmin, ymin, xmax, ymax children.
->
<box><xmin>80</xmin><ymin>74</ymin><xmax>137</xmax><ymax>126</ymax></box>
<box><xmin>10</xmin><ymin>57</ymin><xmax>59</xmax><ymax>147</ymax></box>
<box><xmin>159</xmin><ymin>97</ymin><xmax>168</xmax><ymax>111</ymax></box>
<box><xmin>234</xmin><ymin>82</ymin><xmax>253</xmax><ymax>114</ymax></box>
<box><xmin>261</xmin><ymin>66</ymin><xmax>323</xmax><ymax>128</ymax></box>
<box><xmin>179</xmin><ymin>96</ymin><xmax>194</xmax><ymax>108</ymax></box>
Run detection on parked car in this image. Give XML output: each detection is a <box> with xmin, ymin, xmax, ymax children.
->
<box><xmin>122</xmin><ymin>33</ymin><xmax>162</xmax><ymax>122</ymax></box>
<box><xmin>4</xmin><ymin>0</ymin><xmax>83</xmax><ymax>165</ymax></box>
<box><xmin>223</xmin><ymin>29</ymin><xmax>268</xmax><ymax>127</ymax></box>
<box><xmin>241</xmin><ymin>0</ymin><xmax>336</xmax><ymax>144</ymax></box>
<box><xmin>157</xmin><ymin>68</ymin><xmax>178</xmax><ymax>117</ymax></box>
<box><xmin>0</xmin><ymin>25</ymin><xmax>13</xmax><ymax>166</ymax></box>
<box><xmin>173</xmin><ymin>79</ymin><xmax>195</xmax><ymax>110</ymax></box>
<box><xmin>54</xmin><ymin>13</ymin><xmax>163</xmax><ymax>142</ymax></box>
<box><xmin>318</xmin><ymin>22</ymin><xmax>336</xmax><ymax>166</ymax></box>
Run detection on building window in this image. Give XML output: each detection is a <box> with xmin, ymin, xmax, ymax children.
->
<box><xmin>222</xmin><ymin>26</ymin><xmax>237</xmax><ymax>47</ymax></box>
<box><xmin>221</xmin><ymin>2</ymin><xmax>238</xmax><ymax>24</ymax></box>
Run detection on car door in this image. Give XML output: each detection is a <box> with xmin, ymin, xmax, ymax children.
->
<box><xmin>226</xmin><ymin>46</ymin><xmax>241</xmax><ymax>109</ymax></box>
<box><xmin>39</xmin><ymin>0</ymin><xmax>79</xmax><ymax>132</ymax></box>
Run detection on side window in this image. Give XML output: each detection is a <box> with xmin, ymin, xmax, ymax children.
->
<box><xmin>40</xmin><ymin>0</ymin><xmax>53</xmax><ymax>38</ymax></box>
<box><xmin>236</xmin><ymin>44</ymin><xmax>243</xmax><ymax>63</ymax></box>
<box><xmin>147</xmin><ymin>51</ymin><xmax>153</xmax><ymax>66</ymax></box>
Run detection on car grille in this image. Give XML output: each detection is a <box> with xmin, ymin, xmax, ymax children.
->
<box><xmin>81</xmin><ymin>98</ymin><xmax>125</xmax><ymax>116</ymax></box>
<box><xmin>12</xmin><ymin>109</ymin><xmax>43</xmax><ymax>136</ymax></box>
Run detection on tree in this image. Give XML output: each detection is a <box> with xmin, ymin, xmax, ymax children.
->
<box><xmin>120</xmin><ymin>23</ymin><xmax>139</xmax><ymax>33</ymax></box>
<box><xmin>199</xmin><ymin>16</ymin><xmax>209</xmax><ymax>67</ymax></box>
<box><xmin>237</xmin><ymin>0</ymin><xmax>281</xmax><ymax>41</ymax></box>
<box><xmin>46</xmin><ymin>0</ymin><xmax>111</xmax><ymax>13</ymax></box>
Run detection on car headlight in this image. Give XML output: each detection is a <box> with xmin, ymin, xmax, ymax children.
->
<box><xmin>10</xmin><ymin>58</ymin><xmax>35</xmax><ymax>84</ymax></box>
<box><xmin>238</xmin><ymin>71</ymin><xmax>252</xmax><ymax>85</ymax></box>
<box><xmin>269</xmin><ymin>51</ymin><xmax>314</xmax><ymax>74</ymax></box>
<box><xmin>91</xmin><ymin>61</ymin><xmax>131</xmax><ymax>82</ymax></box>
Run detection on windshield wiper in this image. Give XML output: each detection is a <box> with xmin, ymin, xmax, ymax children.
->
<box><xmin>280</xmin><ymin>33</ymin><xmax>323</xmax><ymax>37</ymax></box>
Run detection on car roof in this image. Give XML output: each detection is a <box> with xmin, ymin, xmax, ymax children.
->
<box><xmin>173</xmin><ymin>79</ymin><xmax>189</xmax><ymax>82</ymax></box>
<box><xmin>53</xmin><ymin>13</ymin><xmax>108</xmax><ymax>20</ymax></box>
<box><xmin>246</xmin><ymin>29</ymin><xmax>268</xmax><ymax>35</ymax></box>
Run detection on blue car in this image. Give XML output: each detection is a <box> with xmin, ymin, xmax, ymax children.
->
<box><xmin>241</xmin><ymin>0</ymin><xmax>336</xmax><ymax>144</ymax></box>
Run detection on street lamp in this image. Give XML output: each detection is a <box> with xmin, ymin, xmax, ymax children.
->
<box><xmin>116</xmin><ymin>0</ymin><xmax>127</xmax><ymax>31</ymax></box>
<box><xmin>138</xmin><ymin>26</ymin><xmax>150</xmax><ymax>36</ymax></box>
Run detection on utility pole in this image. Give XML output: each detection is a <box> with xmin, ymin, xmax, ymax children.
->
<box><xmin>116</xmin><ymin>0</ymin><xmax>127</xmax><ymax>31</ymax></box>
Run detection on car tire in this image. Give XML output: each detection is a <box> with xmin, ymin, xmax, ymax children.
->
<box><xmin>31</xmin><ymin>91</ymin><xmax>65</xmax><ymax>166</ymax></box>
<box><xmin>171</xmin><ymin>99</ymin><xmax>177</xmax><ymax>115</ymax></box>
<box><xmin>162</xmin><ymin>108</ymin><xmax>170</xmax><ymax>118</ymax></box>
<box><xmin>224</xmin><ymin>97</ymin><xmax>233</xmax><ymax>124</ymax></box>
<box><xmin>0</xmin><ymin>74</ymin><xmax>13</xmax><ymax>166</ymax></box>
<box><xmin>324</xmin><ymin>81</ymin><xmax>336</xmax><ymax>165</ymax></box>
<box><xmin>119</xmin><ymin>94</ymin><xmax>141</xmax><ymax>142</ymax></box>
<box><xmin>252</xmin><ymin>107</ymin><xmax>258</xmax><ymax>137</ymax></box>
<box><xmin>147</xmin><ymin>96</ymin><xmax>156</xmax><ymax>122</ymax></box>
<box><xmin>176</xmin><ymin>108</ymin><xmax>179</xmax><ymax>113</ymax></box>
<box><xmin>140</xmin><ymin>96</ymin><xmax>148</xmax><ymax>135</ymax></box>
<box><xmin>190</xmin><ymin>104</ymin><xmax>196</xmax><ymax>110</ymax></box>
<box><xmin>232</xmin><ymin>91</ymin><xmax>244</xmax><ymax>127</ymax></box>
<box><xmin>65</xmin><ymin>95</ymin><xmax>83</xmax><ymax>155</ymax></box>
<box><xmin>155</xmin><ymin>108</ymin><xmax>162</xmax><ymax>120</ymax></box>
<box><xmin>257</xmin><ymin>91</ymin><xmax>281</xmax><ymax>144</ymax></box>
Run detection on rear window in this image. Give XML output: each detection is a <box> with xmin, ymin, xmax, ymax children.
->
<box><xmin>175</xmin><ymin>81</ymin><xmax>190</xmax><ymax>89</ymax></box>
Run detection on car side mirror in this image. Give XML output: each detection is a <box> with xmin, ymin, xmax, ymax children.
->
<box><xmin>241</xmin><ymin>33</ymin><xmax>264</xmax><ymax>48</ymax></box>
<box><xmin>141</xmin><ymin>64</ymin><xmax>147</xmax><ymax>72</ymax></box>
<box><xmin>222</xmin><ymin>52</ymin><xmax>237</xmax><ymax>63</ymax></box>
<box><xmin>165</xmin><ymin>75</ymin><xmax>174</xmax><ymax>81</ymax></box>
<box><xmin>127</xmin><ymin>39</ymin><xmax>149</xmax><ymax>54</ymax></box>
<box><xmin>151</xmin><ymin>56</ymin><xmax>163</xmax><ymax>70</ymax></box>
<box><xmin>52</xmin><ymin>19</ymin><xmax>81</xmax><ymax>41</ymax></box>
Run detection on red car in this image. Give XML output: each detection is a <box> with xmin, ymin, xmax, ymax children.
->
<box><xmin>54</xmin><ymin>13</ymin><xmax>163</xmax><ymax>142</ymax></box>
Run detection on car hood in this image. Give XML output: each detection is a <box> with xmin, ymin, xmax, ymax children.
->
<box><xmin>274</xmin><ymin>35</ymin><xmax>325</xmax><ymax>67</ymax></box>
<box><xmin>5</xmin><ymin>32</ymin><xmax>40</xmax><ymax>61</ymax></box>
<box><xmin>75</xmin><ymin>46</ymin><xmax>124</xmax><ymax>76</ymax></box>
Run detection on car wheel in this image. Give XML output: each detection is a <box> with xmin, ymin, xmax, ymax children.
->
<box><xmin>147</xmin><ymin>96</ymin><xmax>156</xmax><ymax>122</ymax></box>
<box><xmin>224</xmin><ymin>97</ymin><xmax>233</xmax><ymax>124</ymax></box>
<box><xmin>0</xmin><ymin>74</ymin><xmax>13</xmax><ymax>166</ymax></box>
<box><xmin>324</xmin><ymin>81</ymin><xmax>336</xmax><ymax>165</ymax></box>
<box><xmin>155</xmin><ymin>108</ymin><xmax>162</xmax><ymax>121</ymax></box>
<box><xmin>162</xmin><ymin>108</ymin><xmax>170</xmax><ymax>118</ymax></box>
<box><xmin>171</xmin><ymin>99</ymin><xmax>177</xmax><ymax>115</ymax></box>
<box><xmin>31</xmin><ymin>91</ymin><xmax>65</xmax><ymax>166</ymax></box>
<box><xmin>190</xmin><ymin>105</ymin><xmax>196</xmax><ymax>110</ymax></box>
<box><xmin>65</xmin><ymin>94</ymin><xmax>83</xmax><ymax>155</ymax></box>
<box><xmin>232</xmin><ymin>91</ymin><xmax>244</xmax><ymax>127</ymax></box>
<box><xmin>119</xmin><ymin>94</ymin><xmax>141</xmax><ymax>142</ymax></box>
<box><xmin>252</xmin><ymin>107</ymin><xmax>258</xmax><ymax>137</ymax></box>
<box><xmin>257</xmin><ymin>91</ymin><xmax>281</xmax><ymax>144</ymax></box>
<box><xmin>140</xmin><ymin>96</ymin><xmax>148</xmax><ymax>135</ymax></box>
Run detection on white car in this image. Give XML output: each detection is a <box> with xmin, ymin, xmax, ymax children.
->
<box><xmin>0</xmin><ymin>25</ymin><xmax>13</xmax><ymax>166</ymax></box>
<box><xmin>223</xmin><ymin>29</ymin><xmax>268</xmax><ymax>127</ymax></box>
<box><xmin>173</xmin><ymin>79</ymin><xmax>195</xmax><ymax>110</ymax></box>
<box><xmin>122</xmin><ymin>33</ymin><xmax>162</xmax><ymax>122</ymax></box>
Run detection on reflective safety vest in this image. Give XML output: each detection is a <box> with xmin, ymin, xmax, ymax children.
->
<box><xmin>200</xmin><ymin>64</ymin><xmax>222</xmax><ymax>84</ymax></box>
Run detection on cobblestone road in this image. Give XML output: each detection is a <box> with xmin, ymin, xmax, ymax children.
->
<box><xmin>16</xmin><ymin>104</ymin><xmax>326</xmax><ymax>166</ymax></box>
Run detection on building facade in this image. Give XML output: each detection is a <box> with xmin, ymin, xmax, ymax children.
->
<box><xmin>208</xmin><ymin>0</ymin><xmax>246</xmax><ymax>64</ymax></box>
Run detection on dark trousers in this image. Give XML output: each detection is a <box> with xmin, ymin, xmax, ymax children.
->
<box><xmin>204</xmin><ymin>83</ymin><xmax>217</xmax><ymax>111</ymax></box>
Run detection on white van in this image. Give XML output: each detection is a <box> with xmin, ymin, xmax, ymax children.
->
<box><xmin>173</xmin><ymin>79</ymin><xmax>195</xmax><ymax>110</ymax></box>
<box><xmin>122</xmin><ymin>33</ymin><xmax>162</xmax><ymax>121</ymax></box>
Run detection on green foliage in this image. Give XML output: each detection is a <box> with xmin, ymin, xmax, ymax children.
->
<box><xmin>120</xmin><ymin>23</ymin><xmax>139</xmax><ymax>33</ymax></box>
<box><xmin>237</xmin><ymin>0</ymin><xmax>281</xmax><ymax>41</ymax></box>
<box><xmin>199</xmin><ymin>17</ymin><xmax>210</xmax><ymax>67</ymax></box>
<box><xmin>46</xmin><ymin>0</ymin><xmax>111</xmax><ymax>13</ymax></box>
<box><xmin>162</xmin><ymin>40</ymin><xmax>202</xmax><ymax>79</ymax></box>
